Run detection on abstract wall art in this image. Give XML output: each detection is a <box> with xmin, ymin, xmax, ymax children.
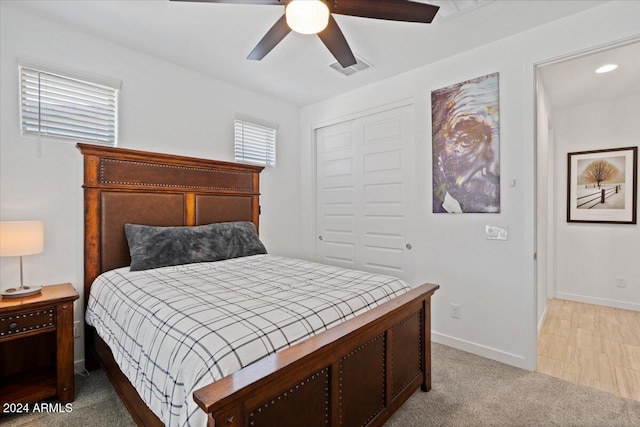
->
<box><xmin>431</xmin><ymin>72</ymin><xmax>500</xmax><ymax>213</ymax></box>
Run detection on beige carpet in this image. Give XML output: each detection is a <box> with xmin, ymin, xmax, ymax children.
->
<box><xmin>386</xmin><ymin>343</ymin><xmax>640</xmax><ymax>426</ymax></box>
<box><xmin>3</xmin><ymin>343</ymin><xmax>640</xmax><ymax>426</ymax></box>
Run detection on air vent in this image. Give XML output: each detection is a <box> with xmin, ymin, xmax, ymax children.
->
<box><xmin>329</xmin><ymin>56</ymin><xmax>372</xmax><ymax>76</ymax></box>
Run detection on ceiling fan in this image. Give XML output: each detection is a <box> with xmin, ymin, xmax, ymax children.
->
<box><xmin>171</xmin><ymin>0</ymin><xmax>440</xmax><ymax>68</ymax></box>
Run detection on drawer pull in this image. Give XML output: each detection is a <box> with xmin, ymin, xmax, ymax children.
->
<box><xmin>9</xmin><ymin>322</ymin><xmax>18</xmax><ymax>330</ymax></box>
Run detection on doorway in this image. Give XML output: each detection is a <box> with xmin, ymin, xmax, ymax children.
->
<box><xmin>535</xmin><ymin>38</ymin><xmax>640</xmax><ymax>400</ymax></box>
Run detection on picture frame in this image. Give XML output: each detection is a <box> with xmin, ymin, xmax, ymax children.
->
<box><xmin>431</xmin><ymin>72</ymin><xmax>500</xmax><ymax>213</ymax></box>
<box><xmin>567</xmin><ymin>146</ymin><xmax>638</xmax><ymax>224</ymax></box>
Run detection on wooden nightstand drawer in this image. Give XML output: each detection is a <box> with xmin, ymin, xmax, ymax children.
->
<box><xmin>0</xmin><ymin>308</ymin><xmax>56</xmax><ymax>338</ymax></box>
<box><xmin>0</xmin><ymin>283</ymin><xmax>78</xmax><ymax>407</ymax></box>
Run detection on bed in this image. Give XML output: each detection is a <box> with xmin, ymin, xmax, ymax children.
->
<box><xmin>78</xmin><ymin>143</ymin><xmax>439</xmax><ymax>427</ymax></box>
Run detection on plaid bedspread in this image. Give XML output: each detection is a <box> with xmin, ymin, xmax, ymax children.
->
<box><xmin>85</xmin><ymin>254</ymin><xmax>411</xmax><ymax>427</ymax></box>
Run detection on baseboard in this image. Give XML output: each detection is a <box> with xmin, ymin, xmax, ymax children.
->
<box><xmin>432</xmin><ymin>331</ymin><xmax>530</xmax><ymax>370</ymax></box>
<box><xmin>538</xmin><ymin>304</ymin><xmax>548</xmax><ymax>333</ymax></box>
<box><xmin>555</xmin><ymin>292</ymin><xmax>640</xmax><ymax>312</ymax></box>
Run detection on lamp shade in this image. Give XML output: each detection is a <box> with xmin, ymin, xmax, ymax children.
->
<box><xmin>285</xmin><ymin>0</ymin><xmax>330</xmax><ymax>35</ymax></box>
<box><xmin>0</xmin><ymin>221</ymin><xmax>44</xmax><ymax>257</ymax></box>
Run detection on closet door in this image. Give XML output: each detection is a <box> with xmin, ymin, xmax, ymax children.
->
<box><xmin>315</xmin><ymin>105</ymin><xmax>415</xmax><ymax>282</ymax></box>
<box><xmin>315</xmin><ymin>119</ymin><xmax>359</xmax><ymax>269</ymax></box>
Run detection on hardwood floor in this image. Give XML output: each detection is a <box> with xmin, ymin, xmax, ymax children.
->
<box><xmin>537</xmin><ymin>298</ymin><xmax>640</xmax><ymax>401</ymax></box>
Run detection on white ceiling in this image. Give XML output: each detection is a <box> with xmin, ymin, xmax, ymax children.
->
<box><xmin>538</xmin><ymin>40</ymin><xmax>640</xmax><ymax>110</ymax></box>
<box><xmin>11</xmin><ymin>0</ymin><xmax>608</xmax><ymax>106</ymax></box>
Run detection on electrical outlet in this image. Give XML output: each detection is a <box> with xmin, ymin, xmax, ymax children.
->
<box><xmin>450</xmin><ymin>303</ymin><xmax>461</xmax><ymax>319</ymax></box>
<box><xmin>74</xmin><ymin>321</ymin><xmax>81</xmax><ymax>338</ymax></box>
<box><xmin>616</xmin><ymin>277</ymin><xmax>626</xmax><ymax>288</ymax></box>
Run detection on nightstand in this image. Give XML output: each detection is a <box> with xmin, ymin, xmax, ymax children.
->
<box><xmin>0</xmin><ymin>283</ymin><xmax>79</xmax><ymax>409</ymax></box>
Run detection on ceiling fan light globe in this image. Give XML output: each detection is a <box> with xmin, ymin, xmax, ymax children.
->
<box><xmin>286</xmin><ymin>0</ymin><xmax>330</xmax><ymax>35</ymax></box>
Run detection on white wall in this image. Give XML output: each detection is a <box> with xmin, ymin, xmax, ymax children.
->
<box><xmin>536</xmin><ymin>77</ymin><xmax>552</xmax><ymax>330</ymax></box>
<box><xmin>300</xmin><ymin>1</ymin><xmax>640</xmax><ymax>370</ymax></box>
<box><xmin>553</xmin><ymin>94</ymin><xmax>640</xmax><ymax>310</ymax></box>
<box><xmin>0</xmin><ymin>4</ymin><xmax>301</xmax><ymax>364</ymax></box>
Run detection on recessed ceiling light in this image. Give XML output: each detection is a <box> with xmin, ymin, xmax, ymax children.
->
<box><xmin>595</xmin><ymin>64</ymin><xmax>618</xmax><ymax>74</ymax></box>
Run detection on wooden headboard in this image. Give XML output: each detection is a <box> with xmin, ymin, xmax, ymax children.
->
<box><xmin>77</xmin><ymin>143</ymin><xmax>263</xmax><ymax>302</ymax></box>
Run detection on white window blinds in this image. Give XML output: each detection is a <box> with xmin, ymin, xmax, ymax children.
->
<box><xmin>20</xmin><ymin>66</ymin><xmax>118</xmax><ymax>145</ymax></box>
<box><xmin>234</xmin><ymin>119</ymin><xmax>276</xmax><ymax>167</ymax></box>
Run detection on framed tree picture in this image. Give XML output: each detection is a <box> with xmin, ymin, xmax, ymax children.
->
<box><xmin>567</xmin><ymin>146</ymin><xmax>638</xmax><ymax>224</ymax></box>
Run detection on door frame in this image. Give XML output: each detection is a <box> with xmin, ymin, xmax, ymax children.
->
<box><xmin>532</xmin><ymin>35</ymin><xmax>640</xmax><ymax>368</ymax></box>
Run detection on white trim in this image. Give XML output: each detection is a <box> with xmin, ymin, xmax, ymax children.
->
<box><xmin>17</xmin><ymin>56</ymin><xmax>122</xmax><ymax>90</ymax></box>
<box><xmin>555</xmin><ymin>292</ymin><xmax>640</xmax><ymax>312</ymax></box>
<box><xmin>234</xmin><ymin>113</ymin><xmax>279</xmax><ymax>131</ymax></box>
<box><xmin>532</xmin><ymin>34</ymin><xmax>640</xmax><ymax>69</ymax></box>
<box><xmin>537</xmin><ymin>303</ymin><xmax>548</xmax><ymax>333</ymax></box>
<box><xmin>432</xmin><ymin>331</ymin><xmax>530</xmax><ymax>371</ymax></box>
<box><xmin>532</xmin><ymin>61</ymin><xmax>545</xmax><ymax>372</ymax></box>
<box><xmin>311</xmin><ymin>97</ymin><xmax>414</xmax><ymax>131</ymax></box>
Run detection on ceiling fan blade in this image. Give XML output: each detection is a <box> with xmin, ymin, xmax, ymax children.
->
<box><xmin>317</xmin><ymin>15</ymin><xmax>357</xmax><ymax>68</ymax></box>
<box><xmin>170</xmin><ymin>0</ymin><xmax>283</xmax><ymax>5</ymax></box>
<box><xmin>247</xmin><ymin>15</ymin><xmax>291</xmax><ymax>61</ymax></box>
<box><xmin>329</xmin><ymin>0</ymin><xmax>439</xmax><ymax>23</ymax></box>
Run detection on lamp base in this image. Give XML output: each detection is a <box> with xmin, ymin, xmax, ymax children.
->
<box><xmin>1</xmin><ymin>285</ymin><xmax>42</xmax><ymax>298</ymax></box>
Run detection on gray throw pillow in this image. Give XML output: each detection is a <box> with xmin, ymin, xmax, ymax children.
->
<box><xmin>124</xmin><ymin>221</ymin><xmax>267</xmax><ymax>271</ymax></box>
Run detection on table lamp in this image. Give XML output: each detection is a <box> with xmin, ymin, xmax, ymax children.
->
<box><xmin>0</xmin><ymin>221</ymin><xmax>44</xmax><ymax>298</ymax></box>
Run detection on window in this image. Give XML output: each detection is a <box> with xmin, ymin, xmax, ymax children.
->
<box><xmin>20</xmin><ymin>65</ymin><xmax>119</xmax><ymax>145</ymax></box>
<box><xmin>234</xmin><ymin>117</ymin><xmax>277</xmax><ymax>167</ymax></box>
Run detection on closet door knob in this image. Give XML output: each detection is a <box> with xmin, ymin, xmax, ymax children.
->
<box><xmin>405</xmin><ymin>243</ymin><xmax>412</xmax><ymax>250</ymax></box>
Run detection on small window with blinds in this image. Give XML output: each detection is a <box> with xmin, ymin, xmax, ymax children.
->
<box><xmin>234</xmin><ymin>118</ymin><xmax>276</xmax><ymax>168</ymax></box>
<box><xmin>20</xmin><ymin>66</ymin><xmax>118</xmax><ymax>145</ymax></box>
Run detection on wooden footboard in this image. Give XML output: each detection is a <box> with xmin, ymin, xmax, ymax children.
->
<box><xmin>193</xmin><ymin>283</ymin><xmax>438</xmax><ymax>427</ymax></box>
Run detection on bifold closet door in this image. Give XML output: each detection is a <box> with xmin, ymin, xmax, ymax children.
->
<box><xmin>315</xmin><ymin>104</ymin><xmax>415</xmax><ymax>282</ymax></box>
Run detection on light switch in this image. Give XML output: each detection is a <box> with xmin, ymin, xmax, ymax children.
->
<box><xmin>486</xmin><ymin>225</ymin><xmax>508</xmax><ymax>240</ymax></box>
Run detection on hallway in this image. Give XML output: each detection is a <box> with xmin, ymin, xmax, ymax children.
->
<box><xmin>538</xmin><ymin>299</ymin><xmax>640</xmax><ymax>401</ymax></box>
